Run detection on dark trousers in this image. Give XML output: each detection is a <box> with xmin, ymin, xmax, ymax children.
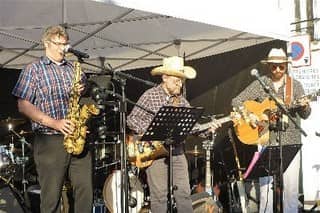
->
<box><xmin>33</xmin><ymin>134</ymin><xmax>93</xmax><ymax>213</ymax></box>
<box><xmin>146</xmin><ymin>154</ymin><xmax>193</xmax><ymax>213</ymax></box>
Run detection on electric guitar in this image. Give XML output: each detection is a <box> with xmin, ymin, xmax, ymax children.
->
<box><xmin>127</xmin><ymin>112</ymin><xmax>238</xmax><ymax>169</ymax></box>
<box><xmin>126</xmin><ymin>134</ymin><xmax>168</xmax><ymax>169</ymax></box>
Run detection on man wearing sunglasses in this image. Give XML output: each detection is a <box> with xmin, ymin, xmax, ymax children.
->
<box><xmin>12</xmin><ymin>25</ymin><xmax>92</xmax><ymax>213</ymax></box>
<box><xmin>232</xmin><ymin>48</ymin><xmax>311</xmax><ymax>212</ymax></box>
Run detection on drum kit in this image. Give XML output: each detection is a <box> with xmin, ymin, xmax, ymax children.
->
<box><xmin>0</xmin><ymin>116</ymin><xmax>253</xmax><ymax>213</ymax></box>
<box><xmin>0</xmin><ymin>117</ymin><xmax>36</xmax><ymax>212</ymax></box>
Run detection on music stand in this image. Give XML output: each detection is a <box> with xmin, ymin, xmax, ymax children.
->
<box><xmin>244</xmin><ymin>144</ymin><xmax>302</xmax><ymax>212</ymax></box>
<box><xmin>141</xmin><ymin>106</ymin><xmax>204</xmax><ymax>213</ymax></box>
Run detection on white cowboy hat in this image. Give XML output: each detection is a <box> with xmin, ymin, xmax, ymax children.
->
<box><xmin>261</xmin><ymin>48</ymin><xmax>290</xmax><ymax>64</ymax></box>
<box><xmin>151</xmin><ymin>56</ymin><xmax>197</xmax><ymax>79</ymax></box>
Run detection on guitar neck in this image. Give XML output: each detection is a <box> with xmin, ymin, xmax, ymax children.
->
<box><xmin>303</xmin><ymin>91</ymin><xmax>320</xmax><ymax>101</ymax></box>
<box><xmin>293</xmin><ymin>89</ymin><xmax>320</xmax><ymax>106</ymax></box>
<box><xmin>194</xmin><ymin>116</ymin><xmax>231</xmax><ymax>133</ymax></box>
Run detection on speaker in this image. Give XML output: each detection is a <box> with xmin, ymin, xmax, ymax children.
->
<box><xmin>0</xmin><ymin>186</ymin><xmax>24</xmax><ymax>213</ymax></box>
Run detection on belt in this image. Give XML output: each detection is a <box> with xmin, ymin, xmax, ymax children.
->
<box><xmin>34</xmin><ymin>130</ymin><xmax>63</xmax><ymax>136</ymax></box>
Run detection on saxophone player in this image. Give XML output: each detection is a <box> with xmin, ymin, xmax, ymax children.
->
<box><xmin>12</xmin><ymin>25</ymin><xmax>93</xmax><ymax>213</ymax></box>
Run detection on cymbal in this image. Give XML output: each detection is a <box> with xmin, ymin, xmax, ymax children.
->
<box><xmin>185</xmin><ymin>150</ymin><xmax>204</xmax><ymax>157</ymax></box>
<box><xmin>0</xmin><ymin>117</ymin><xmax>26</xmax><ymax>128</ymax></box>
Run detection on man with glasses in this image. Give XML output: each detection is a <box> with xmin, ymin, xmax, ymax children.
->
<box><xmin>127</xmin><ymin>56</ymin><xmax>221</xmax><ymax>212</ymax></box>
<box><xmin>12</xmin><ymin>25</ymin><xmax>93</xmax><ymax>213</ymax></box>
<box><xmin>232</xmin><ymin>48</ymin><xmax>311</xmax><ymax>212</ymax></box>
<box><xmin>127</xmin><ymin>56</ymin><xmax>196</xmax><ymax>213</ymax></box>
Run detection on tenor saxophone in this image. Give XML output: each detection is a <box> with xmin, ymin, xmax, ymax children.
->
<box><xmin>63</xmin><ymin>61</ymin><xmax>100</xmax><ymax>155</ymax></box>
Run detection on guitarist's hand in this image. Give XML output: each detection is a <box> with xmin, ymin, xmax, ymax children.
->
<box><xmin>248</xmin><ymin>113</ymin><xmax>268</xmax><ymax>128</ymax></box>
<box><xmin>207</xmin><ymin>119</ymin><xmax>221</xmax><ymax>133</ymax></box>
<box><xmin>295</xmin><ymin>96</ymin><xmax>310</xmax><ymax>109</ymax></box>
<box><xmin>248</xmin><ymin>113</ymin><xmax>259</xmax><ymax>128</ymax></box>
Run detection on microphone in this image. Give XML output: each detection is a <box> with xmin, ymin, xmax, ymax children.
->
<box><xmin>250</xmin><ymin>68</ymin><xmax>270</xmax><ymax>92</ymax></box>
<box><xmin>250</xmin><ymin>68</ymin><xmax>259</xmax><ymax>77</ymax></box>
<box><xmin>64</xmin><ymin>45</ymin><xmax>89</xmax><ymax>59</ymax></box>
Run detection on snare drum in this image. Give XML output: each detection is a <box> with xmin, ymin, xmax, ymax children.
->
<box><xmin>103</xmin><ymin>170</ymin><xmax>145</xmax><ymax>213</ymax></box>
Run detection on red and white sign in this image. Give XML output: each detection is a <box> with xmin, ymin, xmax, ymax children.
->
<box><xmin>290</xmin><ymin>34</ymin><xmax>311</xmax><ymax>67</ymax></box>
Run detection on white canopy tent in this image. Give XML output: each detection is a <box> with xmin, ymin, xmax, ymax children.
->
<box><xmin>0</xmin><ymin>0</ymin><xmax>290</xmax><ymax>73</ymax></box>
<box><xmin>104</xmin><ymin>0</ymin><xmax>293</xmax><ymax>41</ymax></box>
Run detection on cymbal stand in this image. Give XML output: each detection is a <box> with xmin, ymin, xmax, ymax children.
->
<box><xmin>8</xmin><ymin>125</ymin><xmax>31</xmax><ymax>210</ymax></box>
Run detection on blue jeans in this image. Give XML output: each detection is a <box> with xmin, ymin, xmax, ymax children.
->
<box><xmin>146</xmin><ymin>154</ymin><xmax>193</xmax><ymax>213</ymax></box>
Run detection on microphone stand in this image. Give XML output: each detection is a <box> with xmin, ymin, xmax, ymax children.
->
<box><xmin>78</xmin><ymin>58</ymin><xmax>156</xmax><ymax>213</ymax></box>
<box><xmin>98</xmin><ymin>88</ymin><xmax>155</xmax><ymax>213</ymax></box>
<box><xmin>254</xmin><ymin>75</ymin><xmax>307</xmax><ymax>213</ymax></box>
<box><xmin>116</xmin><ymin>76</ymin><xmax>129</xmax><ymax>213</ymax></box>
<box><xmin>77</xmin><ymin>55</ymin><xmax>158</xmax><ymax>212</ymax></box>
<box><xmin>80</xmin><ymin>60</ymin><xmax>157</xmax><ymax>87</ymax></box>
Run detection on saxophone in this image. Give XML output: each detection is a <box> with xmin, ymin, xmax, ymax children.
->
<box><xmin>63</xmin><ymin>61</ymin><xmax>100</xmax><ymax>155</ymax></box>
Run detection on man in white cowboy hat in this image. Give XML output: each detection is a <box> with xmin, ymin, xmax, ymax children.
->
<box><xmin>232</xmin><ymin>48</ymin><xmax>311</xmax><ymax>212</ymax></box>
<box><xmin>127</xmin><ymin>56</ymin><xmax>213</xmax><ymax>212</ymax></box>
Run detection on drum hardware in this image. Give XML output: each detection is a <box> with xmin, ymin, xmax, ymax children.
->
<box><xmin>88</xmin><ymin>75</ymin><xmax>155</xmax><ymax>212</ymax></box>
<box><xmin>94</xmin><ymin>160</ymin><xmax>120</xmax><ymax>171</ymax></box>
<box><xmin>18</xmin><ymin>130</ymin><xmax>33</xmax><ymax>136</ymax></box>
<box><xmin>185</xmin><ymin>145</ymin><xmax>204</xmax><ymax>157</ymax></box>
<box><xmin>0</xmin><ymin>117</ymin><xmax>26</xmax><ymax>128</ymax></box>
<box><xmin>6</xmin><ymin>124</ymin><xmax>32</xmax><ymax>211</ymax></box>
<box><xmin>93</xmin><ymin>140</ymin><xmax>119</xmax><ymax>145</ymax></box>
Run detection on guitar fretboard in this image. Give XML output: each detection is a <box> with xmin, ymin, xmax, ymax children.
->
<box><xmin>192</xmin><ymin>116</ymin><xmax>232</xmax><ymax>133</ymax></box>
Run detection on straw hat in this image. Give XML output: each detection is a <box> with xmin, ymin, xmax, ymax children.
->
<box><xmin>151</xmin><ymin>56</ymin><xmax>197</xmax><ymax>79</ymax></box>
<box><xmin>261</xmin><ymin>48</ymin><xmax>289</xmax><ymax>64</ymax></box>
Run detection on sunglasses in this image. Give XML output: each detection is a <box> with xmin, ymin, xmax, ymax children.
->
<box><xmin>270</xmin><ymin>64</ymin><xmax>286</xmax><ymax>71</ymax></box>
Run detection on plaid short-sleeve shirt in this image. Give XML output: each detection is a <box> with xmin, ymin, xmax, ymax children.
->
<box><xmin>12</xmin><ymin>56</ymin><xmax>86</xmax><ymax>134</ymax></box>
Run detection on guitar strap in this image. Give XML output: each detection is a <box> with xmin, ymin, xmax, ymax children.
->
<box><xmin>284</xmin><ymin>74</ymin><xmax>293</xmax><ymax>106</ymax></box>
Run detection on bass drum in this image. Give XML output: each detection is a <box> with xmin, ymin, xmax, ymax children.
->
<box><xmin>191</xmin><ymin>192</ymin><xmax>223</xmax><ymax>213</ymax></box>
<box><xmin>103</xmin><ymin>170</ymin><xmax>145</xmax><ymax>213</ymax></box>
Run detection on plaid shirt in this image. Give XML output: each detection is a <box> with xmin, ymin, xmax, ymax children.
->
<box><xmin>127</xmin><ymin>84</ymin><xmax>190</xmax><ymax>135</ymax></box>
<box><xmin>12</xmin><ymin>56</ymin><xmax>86</xmax><ymax>134</ymax></box>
